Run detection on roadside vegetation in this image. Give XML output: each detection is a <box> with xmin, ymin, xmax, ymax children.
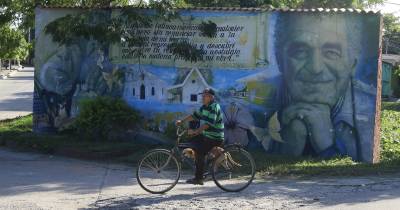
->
<box><xmin>0</xmin><ymin>97</ymin><xmax>158</xmax><ymax>164</ymax></box>
<box><xmin>1</xmin><ymin>100</ymin><xmax>400</xmax><ymax>178</ymax></box>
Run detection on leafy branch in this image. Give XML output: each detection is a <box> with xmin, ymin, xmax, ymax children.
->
<box><xmin>198</xmin><ymin>20</ymin><xmax>217</xmax><ymax>37</ymax></box>
<box><xmin>44</xmin><ymin>3</ymin><xmax>217</xmax><ymax>62</ymax></box>
<box><xmin>167</xmin><ymin>40</ymin><xmax>204</xmax><ymax>62</ymax></box>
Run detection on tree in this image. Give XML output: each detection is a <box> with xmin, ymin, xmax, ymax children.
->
<box><xmin>0</xmin><ymin>24</ymin><xmax>31</xmax><ymax>69</ymax></box>
<box><xmin>383</xmin><ymin>13</ymin><xmax>400</xmax><ymax>54</ymax></box>
<box><xmin>0</xmin><ymin>0</ymin><xmax>140</xmax><ymax>67</ymax></box>
<box><xmin>185</xmin><ymin>0</ymin><xmax>383</xmax><ymax>8</ymax></box>
<box><xmin>300</xmin><ymin>0</ymin><xmax>383</xmax><ymax>8</ymax></box>
<box><xmin>0</xmin><ymin>0</ymin><xmax>386</xmax><ymax>70</ymax></box>
<box><xmin>44</xmin><ymin>0</ymin><xmax>216</xmax><ymax>62</ymax></box>
<box><xmin>14</xmin><ymin>0</ymin><xmax>136</xmax><ymax>31</ymax></box>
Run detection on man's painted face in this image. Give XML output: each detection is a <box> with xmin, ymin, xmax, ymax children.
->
<box><xmin>281</xmin><ymin>15</ymin><xmax>356</xmax><ymax>108</ymax></box>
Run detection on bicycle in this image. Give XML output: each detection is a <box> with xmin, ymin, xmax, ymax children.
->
<box><xmin>136</xmin><ymin>125</ymin><xmax>256</xmax><ymax>194</ymax></box>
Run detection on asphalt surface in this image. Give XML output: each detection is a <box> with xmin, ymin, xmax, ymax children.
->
<box><xmin>0</xmin><ymin>67</ymin><xmax>34</xmax><ymax>120</ymax></box>
<box><xmin>0</xmin><ymin>148</ymin><xmax>400</xmax><ymax>210</ymax></box>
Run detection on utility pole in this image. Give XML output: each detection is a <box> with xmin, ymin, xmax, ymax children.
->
<box><xmin>28</xmin><ymin>27</ymin><xmax>31</xmax><ymax>65</ymax></box>
<box><xmin>28</xmin><ymin>27</ymin><xmax>31</xmax><ymax>43</ymax></box>
<box><xmin>386</xmin><ymin>38</ymin><xmax>389</xmax><ymax>54</ymax></box>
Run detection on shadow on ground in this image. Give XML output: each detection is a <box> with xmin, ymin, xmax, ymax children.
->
<box><xmin>5</xmin><ymin>76</ymin><xmax>33</xmax><ymax>80</ymax></box>
<box><xmin>81</xmin><ymin>176</ymin><xmax>400</xmax><ymax>209</ymax></box>
<box><xmin>0</xmin><ymin>92</ymin><xmax>33</xmax><ymax>112</ymax></box>
<box><xmin>1</xmin><ymin>148</ymin><xmax>400</xmax><ymax>209</ymax></box>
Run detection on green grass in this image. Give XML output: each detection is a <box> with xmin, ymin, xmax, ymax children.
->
<box><xmin>253</xmin><ymin>152</ymin><xmax>400</xmax><ymax>178</ymax></box>
<box><xmin>0</xmin><ymin>115</ymin><xmax>32</xmax><ymax>132</ymax></box>
<box><xmin>0</xmin><ymin>115</ymin><xmax>158</xmax><ymax>164</ymax></box>
<box><xmin>1</xmin><ymin>102</ymin><xmax>400</xmax><ymax>177</ymax></box>
<box><xmin>380</xmin><ymin>105</ymin><xmax>400</xmax><ymax>162</ymax></box>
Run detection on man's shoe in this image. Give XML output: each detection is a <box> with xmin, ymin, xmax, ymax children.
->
<box><xmin>186</xmin><ymin>178</ymin><xmax>204</xmax><ymax>185</ymax></box>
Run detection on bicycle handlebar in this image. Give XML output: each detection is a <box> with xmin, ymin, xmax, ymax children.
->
<box><xmin>176</xmin><ymin>126</ymin><xmax>186</xmax><ymax>137</ymax></box>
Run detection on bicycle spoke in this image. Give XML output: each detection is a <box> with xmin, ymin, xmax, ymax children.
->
<box><xmin>150</xmin><ymin>153</ymin><xmax>159</xmax><ymax>169</ymax></box>
<box><xmin>142</xmin><ymin>160</ymin><xmax>158</xmax><ymax>172</ymax></box>
<box><xmin>156</xmin><ymin>151</ymin><xmax>161</xmax><ymax>168</ymax></box>
<box><xmin>143</xmin><ymin>154</ymin><xmax>155</xmax><ymax>170</ymax></box>
<box><xmin>137</xmin><ymin>150</ymin><xmax>180</xmax><ymax>194</ymax></box>
<box><xmin>159</xmin><ymin>155</ymin><xmax>172</xmax><ymax>170</ymax></box>
<box><xmin>143</xmin><ymin>156</ymin><xmax>160</xmax><ymax>172</ymax></box>
<box><xmin>212</xmin><ymin>147</ymin><xmax>255</xmax><ymax>192</ymax></box>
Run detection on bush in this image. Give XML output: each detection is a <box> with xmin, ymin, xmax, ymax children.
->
<box><xmin>380</xmin><ymin>108</ymin><xmax>400</xmax><ymax>162</ymax></box>
<box><xmin>74</xmin><ymin>96</ymin><xmax>140</xmax><ymax>140</ymax></box>
<box><xmin>381</xmin><ymin>102</ymin><xmax>400</xmax><ymax>111</ymax></box>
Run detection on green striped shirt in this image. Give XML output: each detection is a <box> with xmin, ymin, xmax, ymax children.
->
<box><xmin>192</xmin><ymin>101</ymin><xmax>224</xmax><ymax>141</ymax></box>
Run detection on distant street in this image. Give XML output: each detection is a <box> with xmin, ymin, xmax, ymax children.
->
<box><xmin>0</xmin><ymin>67</ymin><xmax>34</xmax><ymax>120</ymax></box>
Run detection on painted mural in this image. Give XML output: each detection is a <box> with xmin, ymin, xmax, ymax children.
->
<box><xmin>34</xmin><ymin>7</ymin><xmax>381</xmax><ymax>162</ymax></box>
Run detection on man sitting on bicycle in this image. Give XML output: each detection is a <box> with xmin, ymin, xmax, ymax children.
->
<box><xmin>176</xmin><ymin>88</ymin><xmax>224</xmax><ymax>185</ymax></box>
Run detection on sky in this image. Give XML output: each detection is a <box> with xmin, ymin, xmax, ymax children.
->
<box><xmin>371</xmin><ymin>0</ymin><xmax>400</xmax><ymax>17</ymax></box>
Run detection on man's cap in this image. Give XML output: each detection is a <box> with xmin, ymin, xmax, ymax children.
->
<box><xmin>199</xmin><ymin>88</ymin><xmax>215</xmax><ymax>96</ymax></box>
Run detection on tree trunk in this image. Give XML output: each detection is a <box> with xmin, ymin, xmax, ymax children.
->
<box><xmin>0</xmin><ymin>59</ymin><xmax>2</xmax><ymax>71</ymax></box>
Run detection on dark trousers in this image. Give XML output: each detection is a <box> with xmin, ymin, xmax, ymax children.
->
<box><xmin>190</xmin><ymin>135</ymin><xmax>223</xmax><ymax>180</ymax></box>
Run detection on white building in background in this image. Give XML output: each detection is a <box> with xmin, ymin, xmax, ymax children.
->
<box><xmin>123</xmin><ymin>67</ymin><xmax>169</xmax><ymax>101</ymax></box>
<box><xmin>167</xmin><ymin>68</ymin><xmax>215</xmax><ymax>104</ymax></box>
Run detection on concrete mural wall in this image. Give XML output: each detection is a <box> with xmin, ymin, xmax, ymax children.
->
<box><xmin>34</xmin><ymin>7</ymin><xmax>382</xmax><ymax>162</ymax></box>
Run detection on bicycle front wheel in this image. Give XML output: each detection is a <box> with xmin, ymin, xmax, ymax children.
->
<box><xmin>136</xmin><ymin>149</ymin><xmax>180</xmax><ymax>194</ymax></box>
<box><xmin>212</xmin><ymin>146</ymin><xmax>255</xmax><ymax>192</ymax></box>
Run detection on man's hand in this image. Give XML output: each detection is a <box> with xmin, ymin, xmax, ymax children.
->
<box><xmin>281</xmin><ymin>102</ymin><xmax>334</xmax><ymax>154</ymax></box>
<box><xmin>188</xmin><ymin>129</ymin><xmax>199</xmax><ymax>136</ymax></box>
<box><xmin>175</xmin><ymin>120</ymin><xmax>182</xmax><ymax>126</ymax></box>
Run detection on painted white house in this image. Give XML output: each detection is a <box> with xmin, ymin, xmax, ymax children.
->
<box><xmin>167</xmin><ymin>68</ymin><xmax>215</xmax><ymax>104</ymax></box>
<box><xmin>123</xmin><ymin>68</ymin><xmax>169</xmax><ymax>101</ymax></box>
<box><xmin>123</xmin><ymin>67</ymin><xmax>216</xmax><ymax>104</ymax></box>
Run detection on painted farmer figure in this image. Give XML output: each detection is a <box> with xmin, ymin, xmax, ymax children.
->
<box><xmin>176</xmin><ymin>88</ymin><xmax>224</xmax><ymax>185</ymax></box>
<box><xmin>274</xmin><ymin>13</ymin><xmax>376</xmax><ymax>161</ymax></box>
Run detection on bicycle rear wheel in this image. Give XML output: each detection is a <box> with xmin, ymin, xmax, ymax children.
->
<box><xmin>136</xmin><ymin>149</ymin><xmax>180</xmax><ymax>194</ymax></box>
<box><xmin>212</xmin><ymin>146</ymin><xmax>255</xmax><ymax>192</ymax></box>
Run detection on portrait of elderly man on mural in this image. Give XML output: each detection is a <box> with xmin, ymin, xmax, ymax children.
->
<box><xmin>273</xmin><ymin>13</ymin><xmax>378</xmax><ymax>162</ymax></box>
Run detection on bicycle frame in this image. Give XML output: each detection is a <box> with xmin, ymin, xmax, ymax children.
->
<box><xmin>159</xmin><ymin>126</ymin><xmax>217</xmax><ymax>177</ymax></box>
<box><xmin>156</xmin><ymin>126</ymin><xmax>188</xmax><ymax>171</ymax></box>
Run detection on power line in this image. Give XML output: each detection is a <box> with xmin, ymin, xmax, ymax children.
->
<box><xmin>384</xmin><ymin>1</ymin><xmax>400</xmax><ymax>6</ymax></box>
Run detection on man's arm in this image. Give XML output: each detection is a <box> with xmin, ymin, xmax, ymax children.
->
<box><xmin>190</xmin><ymin>124</ymin><xmax>209</xmax><ymax>136</ymax></box>
<box><xmin>176</xmin><ymin>114</ymin><xmax>196</xmax><ymax>126</ymax></box>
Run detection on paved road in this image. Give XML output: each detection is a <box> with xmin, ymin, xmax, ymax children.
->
<box><xmin>0</xmin><ymin>67</ymin><xmax>34</xmax><ymax>120</ymax></box>
<box><xmin>1</xmin><ymin>148</ymin><xmax>400</xmax><ymax>210</ymax></box>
